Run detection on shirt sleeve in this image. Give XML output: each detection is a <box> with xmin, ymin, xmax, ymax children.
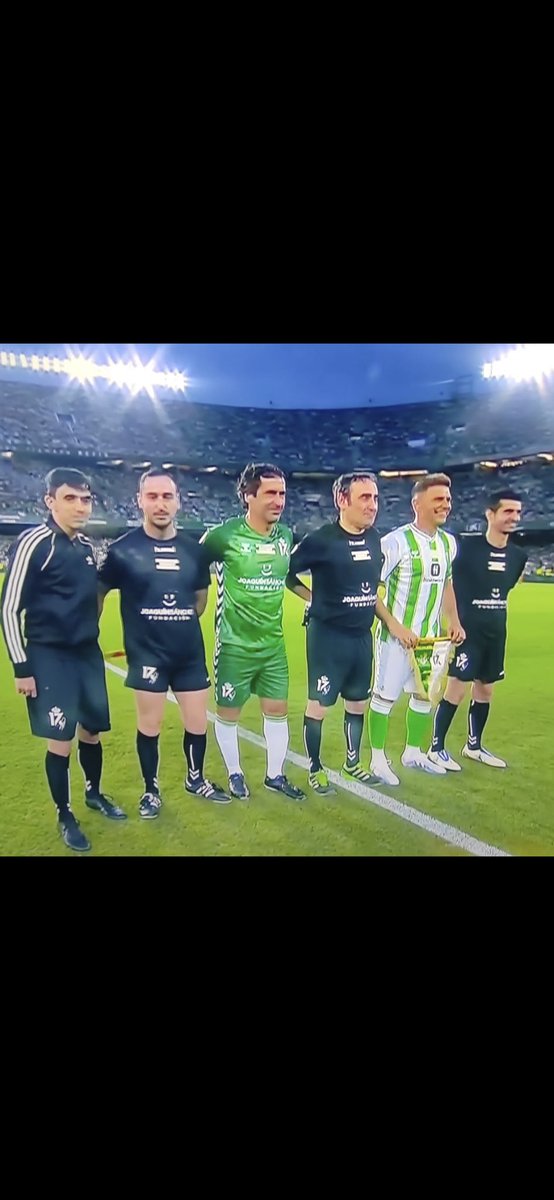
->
<box><xmin>516</xmin><ymin>547</ymin><xmax>528</xmax><ymax>581</ymax></box>
<box><xmin>380</xmin><ymin>531</ymin><xmax>403</xmax><ymax>580</ymax></box>
<box><xmin>195</xmin><ymin>544</ymin><xmax>212</xmax><ymax>590</ymax></box>
<box><xmin>0</xmin><ymin>530</ymin><xmax>46</xmax><ymax>676</ymax></box>
<box><xmin>446</xmin><ymin>532</ymin><xmax>458</xmax><ymax>580</ymax></box>
<box><xmin>199</xmin><ymin>525</ymin><xmax>227</xmax><ymax>564</ymax></box>
<box><xmin>289</xmin><ymin>531</ymin><xmax>320</xmax><ymax>574</ymax></box>
<box><xmin>97</xmin><ymin>544</ymin><xmax>123</xmax><ymax>591</ymax></box>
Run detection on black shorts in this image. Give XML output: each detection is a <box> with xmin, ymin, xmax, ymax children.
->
<box><xmin>26</xmin><ymin>643</ymin><xmax>111</xmax><ymax>741</ymax></box>
<box><xmin>306</xmin><ymin>618</ymin><xmax>373</xmax><ymax>706</ymax></box>
<box><xmin>125</xmin><ymin>653</ymin><xmax>211</xmax><ymax>694</ymax></box>
<box><xmin>448</xmin><ymin>626</ymin><xmax>507</xmax><ymax>684</ymax></box>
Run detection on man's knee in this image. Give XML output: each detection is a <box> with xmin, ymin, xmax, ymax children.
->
<box><xmin>260</xmin><ymin>699</ymin><xmax>288</xmax><ymax>718</ymax></box>
<box><xmin>444</xmin><ymin>678</ymin><xmax>468</xmax><ymax>705</ymax></box>
<box><xmin>47</xmin><ymin>739</ymin><xmax>73</xmax><ymax>757</ymax></box>
<box><xmin>78</xmin><ymin>726</ymin><xmax>100</xmax><ymax>744</ymax></box>
<box><xmin>216</xmin><ymin>706</ymin><xmax>242</xmax><ymax>723</ymax></box>
<box><xmin>306</xmin><ymin>700</ymin><xmax>329</xmax><ymax>720</ymax></box>
<box><xmin>344</xmin><ymin>700</ymin><xmax>368</xmax><ymax>715</ymax></box>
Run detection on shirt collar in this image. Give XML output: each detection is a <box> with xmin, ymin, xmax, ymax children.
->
<box><xmin>46</xmin><ymin>515</ymin><xmax>76</xmax><ymax>541</ymax></box>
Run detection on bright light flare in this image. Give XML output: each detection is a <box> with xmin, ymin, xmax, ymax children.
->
<box><xmin>0</xmin><ymin>348</ymin><xmax>188</xmax><ymax>395</ymax></box>
<box><xmin>482</xmin><ymin>344</ymin><xmax>554</xmax><ymax>383</ymax></box>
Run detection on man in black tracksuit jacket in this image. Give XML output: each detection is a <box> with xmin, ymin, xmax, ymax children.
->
<box><xmin>0</xmin><ymin>468</ymin><xmax>126</xmax><ymax>852</ymax></box>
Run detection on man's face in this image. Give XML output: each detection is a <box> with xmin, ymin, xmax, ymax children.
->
<box><xmin>413</xmin><ymin>485</ymin><xmax>452</xmax><ymax>527</ymax></box>
<box><xmin>247</xmin><ymin>475</ymin><xmax>286</xmax><ymax>526</ymax></box>
<box><xmin>45</xmin><ymin>485</ymin><xmax>93</xmax><ymax>531</ymax></box>
<box><xmin>339</xmin><ymin>478</ymin><xmax>379</xmax><ymax>529</ymax></box>
<box><xmin>138</xmin><ymin>476</ymin><xmax>180</xmax><ymax>529</ymax></box>
<box><xmin>487</xmin><ymin>499</ymin><xmax>522</xmax><ymax>535</ymax></box>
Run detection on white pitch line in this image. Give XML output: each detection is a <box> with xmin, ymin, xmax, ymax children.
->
<box><xmin>105</xmin><ymin>661</ymin><xmax>510</xmax><ymax>857</ymax></box>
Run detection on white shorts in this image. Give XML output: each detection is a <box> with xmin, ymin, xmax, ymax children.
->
<box><xmin>373</xmin><ymin>636</ymin><xmax>418</xmax><ymax>703</ymax></box>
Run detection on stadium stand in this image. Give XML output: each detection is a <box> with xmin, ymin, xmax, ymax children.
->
<box><xmin>2</xmin><ymin>377</ymin><xmax>554</xmax><ymax>469</ymax></box>
<box><xmin>1</xmin><ymin>379</ymin><xmax>553</xmax><ymax>557</ymax></box>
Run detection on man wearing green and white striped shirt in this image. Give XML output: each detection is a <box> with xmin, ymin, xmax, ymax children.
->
<box><xmin>369</xmin><ymin>474</ymin><xmax>465</xmax><ymax>785</ymax></box>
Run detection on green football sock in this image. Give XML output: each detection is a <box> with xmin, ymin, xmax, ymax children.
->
<box><xmin>369</xmin><ymin>709</ymin><xmax>389</xmax><ymax>752</ymax></box>
<box><xmin>405</xmin><ymin>706</ymin><xmax>431</xmax><ymax>751</ymax></box>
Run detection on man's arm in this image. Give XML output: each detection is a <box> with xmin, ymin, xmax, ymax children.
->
<box><xmin>97</xmin><ymin>544</ymin><xmax>120</xmax><ymax>618</ymax></box>
<box><xmin>285</xmin><ymin>535</ymin><xmax>314</xmax><ymax>604</ymax></box>
<box><xmin>97</xmin><ymin>582</ymin><xmax>111</xmax><ymax>618</ymax></box>
<box><xmin>375</xmin><ymin>596</ymin><xmax>418</xmax><ymax>649</ymax></box>
<box><xmin>375</xmin><ymin>530</ymin><xmax>418</xmax><ymax>646</ymax></box>
<box><xmin>441</xmin><ymin>579</ymin><xmax>465</xmax><ymax>644</ymax></box>
<box><xmin>195</xmin><ymin>588</ymin><xmax>209</xmax><ymax>617</ymax></box>
<box><xmin>194</xmin><ymin>538</ymin><xmax>213</xmax><ymax>617</ymax></box>
<box><xmin>286</xmin><ymin>574</ymin><xmax>312</xmax><ymax>602</ymax></box>
<box><xmin>199</xmin><ymin>525</ymin><xmax>226</xmax><ymax>563</ymax></box>
<box><xmin>516</xmin><ymin>549</ymin><xmax>528</xmax><ymax>587</ymax></box>
<box><xmin>0</xmin><ymin>530</ymin><xmax>48</xmax><ymax>694</ymax></box>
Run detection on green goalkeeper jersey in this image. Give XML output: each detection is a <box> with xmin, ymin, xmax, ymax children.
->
<box><xmin>200</xmin><ymin>517</ymin><xmax>294</xmax><ymax>651</ymax></box>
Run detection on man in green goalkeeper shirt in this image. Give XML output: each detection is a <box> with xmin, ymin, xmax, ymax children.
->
<box><xmin>200</xmin><ymin>463</ymin><xmax>305</xmax><ymax>801</ymax></box>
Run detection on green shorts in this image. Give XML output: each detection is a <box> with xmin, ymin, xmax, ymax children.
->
<box><xmin>215</xmin><ymin>644</ymin><xmax>289</xmax><ymax>708</ymax></box>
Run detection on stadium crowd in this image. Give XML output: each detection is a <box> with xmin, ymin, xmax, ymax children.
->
<box><xmin>2</xmin><ymin>378</ymin><xmax>554</xmax><ymax>471</ymax></box>
<box><xmin>2</xmin><ymin>456</ymin><xmax>554</xmax><ymax>536</ymax></box>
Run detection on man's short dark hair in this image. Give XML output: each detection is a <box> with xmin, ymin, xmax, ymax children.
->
<box><xmin>411</xmin><ymin>473</ymin><xmax>451</xmax><ymax>500</ymax></box>
<box><xmin>138</xmin><ymin>468</ymin><xmax>179</xmax><ymax>493</ymax></box>
<box><xmin>487</xmin><ymin>489</ymin><xmax>523</xmax><ymax>512</ymax></box>
<box><xmin>332</xmin><ymin>470</ymin><xmax>378</xmax><ymax>510</ymax></box>
<box><xmin>237</xmin><ymin>463</ymin><xmax>285</xmax><ymax>507</ymax></box>
<box><xmin>45</xmin><ymin>468</ymin><xmax>91</xmax><ymax>496</ymax></box>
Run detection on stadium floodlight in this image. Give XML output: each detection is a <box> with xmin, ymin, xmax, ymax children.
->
<box><xmin>482</xmin><ymin>344</ymin><xmax>554</xmax><ymax>382</ymax></box>
<box><xmin>66</xmin><ymin>354</ymin><xmax>98</xmax><ymax>384</ymax></box>
<box><xmin>0</xmin><ymin>347</ymin><xmax>189</xmax><ymax>395</ymax></box>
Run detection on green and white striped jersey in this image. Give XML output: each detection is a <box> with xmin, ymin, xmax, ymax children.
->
<box><xmin>379</xmin><ymin>523</ymin><xmax>457</xmax><ymax>641</ymax></box>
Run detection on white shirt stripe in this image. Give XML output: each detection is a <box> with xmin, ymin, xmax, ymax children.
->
<box><xmin>40</xmin><ymin>533</ymin><xmax>57</xmax><ymax>572</ymax></box>
<box><xmin>2</xmin><ymin>526</ymin><xmax>52</xmax><ymax>663</ymax></box>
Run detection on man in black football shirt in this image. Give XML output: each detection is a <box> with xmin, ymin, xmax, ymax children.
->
<box><xmin>98</xmin><ymin>471</ymin><xmax>230</xmax><ymax>816</ymax></box>
<box><xmin>286</xmin><ymin>471</ymin><xmax>417</xmax><ymax>794</ymax></box>
<box><xmin>429</xmin><ymin>490</ymin><xmax>527</xmax><ymax>770</ymax></box>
